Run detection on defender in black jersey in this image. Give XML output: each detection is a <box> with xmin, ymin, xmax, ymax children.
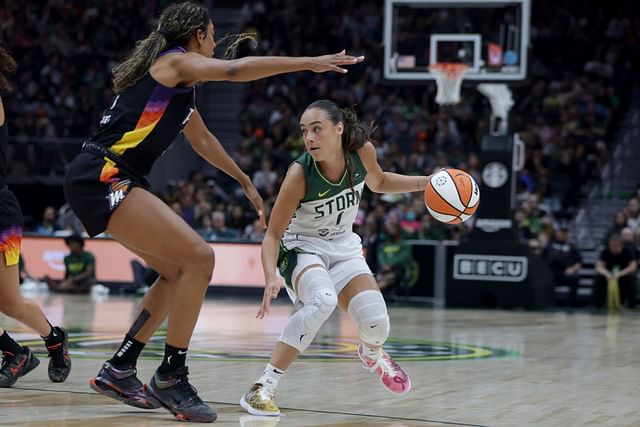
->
<box><xmin>63</xmin><ymin>2</ymin><xmax>364</xmax><ymax>422</ymax></box>
<box><xmin>0</xmin><ymin>46</ymin><xmax>71</xmax><ymax>388</ymax></box>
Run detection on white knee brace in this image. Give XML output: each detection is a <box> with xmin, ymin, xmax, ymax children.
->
<box><xmin>347</xmin><ymin>290</ymin><xmax>390</xmax><ymax>346</ymax></box>
<box><xmin>279</xmin><ymin>268</ymin><xmax>337</xmax><ymax>352</ymax></box>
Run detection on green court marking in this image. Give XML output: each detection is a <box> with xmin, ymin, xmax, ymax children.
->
<box><xmin>21</xmin><ymin>331</ymin><xmax>520</xmax><ymax>362</ymax></box>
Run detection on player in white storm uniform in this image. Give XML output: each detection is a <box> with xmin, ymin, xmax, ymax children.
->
<box><xmin>241</xmin><ymin>99</ymin><xmax>430</xmax><ymax>416</ymax></box>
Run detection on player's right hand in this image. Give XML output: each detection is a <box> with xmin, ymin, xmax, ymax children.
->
<box><xmin>310</xmin><ymin>50</ymin><xmax>365</xmax><ymax>74</ymax></box>
<box><xmin>257</xmin><ymin>278</ymin><xmax>280</xmax><ymax>319</ymax></box>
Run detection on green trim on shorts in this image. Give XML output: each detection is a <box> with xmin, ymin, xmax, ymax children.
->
<box><xmin>278</xmin><ymin>241</ymin><xmax>298</xmax><ymax>290</ymax></box>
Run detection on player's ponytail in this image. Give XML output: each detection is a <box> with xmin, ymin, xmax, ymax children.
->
<box><xmin>339</xmin><ymin>106</ymin><xmax>371</xmax><ymax>153</ymax></box>
<box><xmin>112</xmin><ymin>2</ymin><xmax>210</xmax><ymax>93</ymax></box>
<box><xmin>112</xmin><ymin>32</ymin><xmax>167</xmax><ymax>93</ymax></box>
<box><xmin>340</xmin><ymin>106</ymin><xmax>373</xmax><ymax>191</ymax></box>
<box><xmin>0</xmin><ymin>46</ymin><xmax>17</xmax><ymax>92</ymax></box>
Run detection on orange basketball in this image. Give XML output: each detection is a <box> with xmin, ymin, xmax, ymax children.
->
<box><xmin>424</xmin><ymin>169</ymin><xmax>480</xmax><ymax>224</ymax></box>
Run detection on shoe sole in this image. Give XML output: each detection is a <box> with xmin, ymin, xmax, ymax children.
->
<box><xmin>146</xmin><ymin>384</ymin><xmax>217</xmax><ymax>423</ymax></box>
<box><xmin>358</xmin><ymin>348</ymin><xmax>412</xmax><ymax>395</ymax></box>
<box><xmin>48</xmin><ymin>328</ymin><xmax>71</xmax><ymax>383</ymax></box>
<box><xmin>240</xmin><ymin>393</ymin><xmax>281</xmax><ymax>417</ymax></box>
<box><xmin>0</xmin><ymin>356</ymin><xmax>41</xmax><ymax>387</ymax></box>
<box><xmin>385</xmin><ymin>377</ymin><xmax>412</xmax><ymax>395</ymax></box>
<box><xmin>89</xmin><ymin>377</ymin><xmax>161</xmax><ymax>409</ymax></box>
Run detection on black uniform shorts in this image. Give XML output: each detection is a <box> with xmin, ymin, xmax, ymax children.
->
<box><xmin>63</xmin><ymin>144</ymin><xmax>149</xmax><ymax>237</ymax></box>
<box><xmin>0</xmin><ymin>186</ymin><xmax>24</xmax><ymax>266</ymax></box>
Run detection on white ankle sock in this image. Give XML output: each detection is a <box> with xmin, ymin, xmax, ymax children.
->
<box><xmin>257</xmin><ymin>363</ymin><xmax>285</xmax><ymax>389</ymax></box>
<box><xmin>362</xmin><ymin>343</ymin><xmax>381</xmax><ymax>360</ymax></box>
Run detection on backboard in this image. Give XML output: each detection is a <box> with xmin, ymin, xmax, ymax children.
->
<box><xmin>384</xmin><ymin>0</ymin><xmax>531</xmax><ymax>81</ymax></box>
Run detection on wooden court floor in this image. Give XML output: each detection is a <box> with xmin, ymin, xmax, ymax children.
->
<box><xmin>1</xmin><ymin>294</ymin><xmax>639</xmax><ymax>426</ymax></box>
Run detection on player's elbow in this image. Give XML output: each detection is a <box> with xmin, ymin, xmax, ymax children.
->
<box><xmin>368</xmin><ymin>177</ymin><xmax>386</xmax><ymax>193</ymax></box>
<box><xmin>223</xmin><ymin>60</ymin><xmax>247</xmax><ymax>81</ymax></box>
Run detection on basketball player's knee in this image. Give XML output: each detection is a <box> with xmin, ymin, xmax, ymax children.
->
<box><xmin>279</xmin><ymin>269</ymin><xmax>337</xmax><ymax>352</ymax></box>
<box><xmin>300</xmin><ymin>268</ymin><xmax>337</xmax><ymax>320</ymax></box>
<box><xmin>280</xmin><ymin>288</ymin><xmax>337</xmax><ymax>353</ymax></box>
<box><xmin>183</xmin><ymin>243</ymin><xmax>215</xmax><ymax>282</ymax></box>
<box><xmin>348</xmin><ymin>290</ymin><xmax>390</xmax><ymax>346</ymax></box>
<box><xmin>302</xmin><ymin>287</ymin><xmax>337</xmax><ymax>330</ymax></box>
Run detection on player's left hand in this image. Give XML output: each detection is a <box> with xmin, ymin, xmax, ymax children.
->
<box><xmin>242</xmin><ymin>181</ymin><xmax>267</xmax><ymax>229</ymax></box>
<box><xmin>310</xmin><ymin>50</ymin><xmax>365</xmax><ymax>74</ymax></box>
<box><xmin>257</xmin><ymin>278</ymin><xmax>280</xmax><ymax>319</ymax></box>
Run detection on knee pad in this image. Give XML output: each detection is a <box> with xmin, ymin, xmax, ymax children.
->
<box><xmin>279</xmin><ymin>268</ymin><xmax>337</xmax><ymax>352</ymax></box>
<box><xmin>347</xmin><ymin>290</ymin><xmax>390</xmax><ymax>346</ymax></box>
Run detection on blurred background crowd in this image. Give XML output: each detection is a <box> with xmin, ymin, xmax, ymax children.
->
<box><xmin>2</xmin><ymin>0</ymin><xmax>640</xmax><ymax>301</ymax></box>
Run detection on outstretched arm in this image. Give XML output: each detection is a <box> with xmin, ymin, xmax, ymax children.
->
<box><xmin>258</xmin><ymin>163</ymin><xmax>306</xmax><ymax>319</ymax></box>
<box><xmin>183</xmin><ymin>109</ymin><xmax>266</xmax><ymax>228</ymax></box>
<box><xmin>173</xmin><ymin>50</ymin><xmax>364</xmax><ymax>83</ymax></box>
<box><xmin>358</xmin><ymin>142</ymin><xmax>429</xmax><ymax>194</ymax></box>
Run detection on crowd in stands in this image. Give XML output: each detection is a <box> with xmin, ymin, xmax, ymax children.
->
<box><xmin>234</xmin><ymin>0</ymin><xmax>637</xmax><ymax>253</ymax></box>
<box><xmin>0</xmin><ymin>0</ymin><xmax>161</xmax><ymax>177</ymax></box>
<box><xmin>3</xmin><ymin>0</ymin><xmax>637</xmax><ymax>263</ymax></box>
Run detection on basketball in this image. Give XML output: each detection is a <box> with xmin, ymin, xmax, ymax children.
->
<box><xmin>424</xmin><ymin>169</ymin><xmax>480</xmax><ymax>224</ymax></box>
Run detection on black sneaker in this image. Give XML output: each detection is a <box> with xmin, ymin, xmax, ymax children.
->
<box><xmin>46</xmin><ymin>327</ymin><xmax>71</xmax><ymax>383</ymax></box>
<box><xmin>146</xmin><ymin>366</ymin><xmax>217</xmax><ymax>422</ymax></box>
<box><xmin>0</xmin><ymin>347</ymin><xmax>40</xmax><ymax>387</ymax></box>
<box><xmin>89</xmin><ymin>361</ymin><xmax>160</xmax><ymax>409</ymax></box>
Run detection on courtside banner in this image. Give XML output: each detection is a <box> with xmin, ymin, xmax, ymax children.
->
<box><xmin>21</xmin><ymin>236</ymin><xmax>264</xmax><ymax>287</ymax></box>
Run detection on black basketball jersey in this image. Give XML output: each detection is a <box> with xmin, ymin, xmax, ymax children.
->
<box><xmin>0</xmin><ymin>119</ymin><xmax>8</xmax><ymax>188</ymax></box>
<box><xmin>90</xmin><ymin>46</ymin><xmax>196</xmax><ymax>176</ymax></box>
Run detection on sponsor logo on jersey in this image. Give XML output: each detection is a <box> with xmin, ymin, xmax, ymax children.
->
<box><xmin>106</xmin><ymin>180</ymin><xmax>131</xmax><ymax>210</ymax></box>
<box><xmin>318</xmin><ymin>189</ymin><xmax>331</xmax><ymax>197</ymax></box>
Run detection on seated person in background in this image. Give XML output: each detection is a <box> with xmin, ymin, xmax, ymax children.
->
<box><xmin>50</xmin><ymin>235</ymin><xmax>96</xmax><ymax>294</ymax></box>
<box><xmin>376</xmin><ymin>220</ymin><xmax>414</xmax><ymax>296</ymax></box>
<box><xmin>595</xmin><ymin>234</ymin><xmax>637</xmax><ymax>309</ymax></box>
<box><xmin>620</xmin><ymin>226</ymin><xmax>639</xmax><ymax>261</ymax></box>
<box><xmin>35</xmin><ymin>206</ymin><xmax>60</xmax><ymax>235</ymax></box>
<box><xmin>207</xmin><ymin>211</ymin><xmax>240</xmax><ymax>241</ymax></box>
<box><xmin>541</xmin><ymin>224</ymin><xmax>582</xmax><ymax>307</ymax></box>
<box><xmin>130</xmin><ymin>259</ymin><xmax>159</xmax><ymax>291</ymax></box>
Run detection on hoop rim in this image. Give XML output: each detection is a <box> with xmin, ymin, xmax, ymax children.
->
<box><xmin>428</xmin><ymin>62</ymin><xmax>470</xmax><ymax>77</ymax></box>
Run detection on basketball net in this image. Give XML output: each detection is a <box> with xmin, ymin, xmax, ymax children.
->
<box><xmin>428</xmin><ymin>63</ymin><xmax>469</xmax><ymax>105</ymax></box>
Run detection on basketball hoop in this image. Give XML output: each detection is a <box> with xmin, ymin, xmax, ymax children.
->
<box><xmin>428</xmin><ymin>63</ymin><xmax>469</xmax><ymax>105</ymax></box>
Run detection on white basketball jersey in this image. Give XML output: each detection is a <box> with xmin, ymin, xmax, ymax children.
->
<box><xmin>285</xmin><ymin>152</ymin><xmax>367</xmax><ymax>240</ymax></box>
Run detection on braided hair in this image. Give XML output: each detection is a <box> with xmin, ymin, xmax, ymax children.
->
<box><xmin>112</xmin><ymin>2</ymin><xmax>256</xmax><ymax>93</ymax></box>
<box><xmin>112</xmin><ymin>2</ymin><xmax>210</xmax><ymax>93</ymax></box>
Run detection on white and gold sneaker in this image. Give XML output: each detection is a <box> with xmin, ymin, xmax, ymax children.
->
<box><xmin>240</xmin><ymin>383</ymin><xmax>280</xmax><ymax>416</ymax></box>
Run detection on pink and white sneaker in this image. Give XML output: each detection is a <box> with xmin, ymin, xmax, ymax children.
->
<box><xmin>358</xmin><ymin>344</ymin><xmax>411</xmax><ymax>395</ymax></box>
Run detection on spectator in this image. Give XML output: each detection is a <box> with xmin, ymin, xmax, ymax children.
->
<box><xmin>207</xmin><ymin>211</ymin><xmax>240</xmax><ymax>241</ymax></box>
<box><xmin>595</xmin><ymin>234</ymin><xmax>637</xmax><ymax>309</ymax></box>
<box><xmin>620</xmin><ymin>226</ymin><xmax>639</xmax><ymax>261</ymax></box>
<box><xmin>376</xmin><ymin>220</ymin><xmax>415</xmax><ymax>297</ymax></box>
<box><xmin>35</xmin><ymin>206</ymin><xmax>59</xmax><ymax>235</ymax></box>
<box><xmin>56</xmin><ymin>203</ymin><xmax>85</xmax><ymax>234</ymax></box>
<box><xmin>542</xmin><ymin>224</ymin><xmax>582</xmax><ymax>307</ymax></box>
<box><xmin>252</xmin><ymin>157</ymin><xmax>278</xmax><ymax>191</ymax></box>
<box><xmin>49</xmin><ymin>235</ymin><xmax>96</xmax><ymax>294</ymax></box>
<box><xmin>626</xmin><ymin>198</ymin><xmax>640</xmax><ymax>231</ymax></box>
<box><xmin>243</xmin><ymin>218</ymin><xmax>266</xmax><ymax>242</ymax></box>
<box><xmin>130</xmin><ymin>260</ymin><xmax>159</xmax><ymax>291</ymax></box>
